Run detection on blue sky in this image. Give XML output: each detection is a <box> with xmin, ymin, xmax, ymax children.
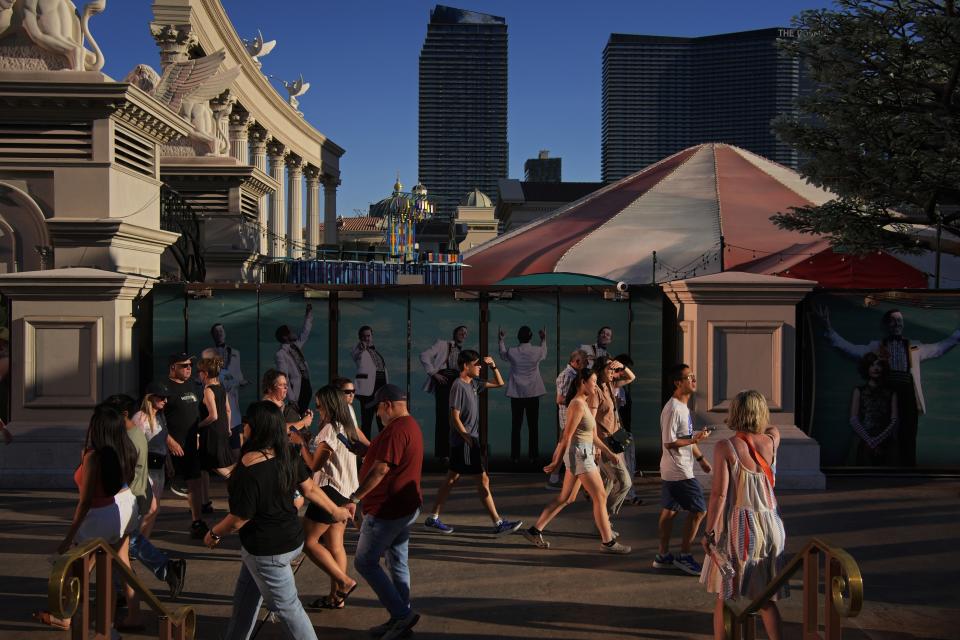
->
<box><xmin>96</xmin><ymin>0</ymin><xmax>824</xmax><ymax>217</ymax></box>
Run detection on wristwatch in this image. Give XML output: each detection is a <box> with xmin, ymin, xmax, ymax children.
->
<box><xmin>348</xmin><ymin>493</ymin><xmax>361</xmax><ymax>505</ymax></box>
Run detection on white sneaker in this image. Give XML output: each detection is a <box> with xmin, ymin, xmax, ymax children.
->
<box><xmin>601</xmin><ymin>540</ymin><xmax>631</xmax><ymax>554</ymax></box>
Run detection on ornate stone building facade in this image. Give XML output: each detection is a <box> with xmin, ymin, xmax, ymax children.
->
<box><xmin>0</xmin><ymin>0</ymin><xmax>344</xmax><ymax>486</ymax></box>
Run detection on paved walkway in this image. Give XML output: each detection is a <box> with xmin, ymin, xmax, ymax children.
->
<box><xmin>0</xmin><ymin>474</ymin><xmax>957</xmax><ymax>639</ymax></box>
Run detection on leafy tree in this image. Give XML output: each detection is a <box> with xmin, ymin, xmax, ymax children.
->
<box><xmin>772</xmin><ymin>0</ymin><xmax>960</xmax><ymax>263</ymax></box>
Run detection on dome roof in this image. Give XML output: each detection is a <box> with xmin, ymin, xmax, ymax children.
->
<box><xmin>462</xmin><ymin>188</ymin><xmax>493</xmax><ymax>208</ymax></box>
<box><xmin>461</xmin><ymin>143</ymin><xmax>927</xmax><ymax>288</ymax></box>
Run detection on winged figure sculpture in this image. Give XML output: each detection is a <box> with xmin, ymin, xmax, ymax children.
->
<box><xmin>244</xmin><ymin>30</ymin><xmax>276</xmax><ymax>68</ymax></box>
<box><xmin>283</xmin><ymin>74</ymin><xmax>310</xmax><ymax>113</ymax></box>
<box><xmin>124</xmin><ymin>49</ymin><xmax>241</xmax><ymax>155</ymax></box>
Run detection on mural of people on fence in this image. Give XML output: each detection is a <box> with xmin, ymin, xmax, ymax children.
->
<box><xmin>274</xmin><ymin>304</ymin><xmax>314</xmax><ymax>414</ymax></box>
<box><xmin>814</xmin><ymin>301</ymin><xmax>960</xmax><ymax>467</ymax></box>
<box><xmin>352</xmin><ymin>325</ymin><xmax>389</xmax><ymax>438</ymax></box>
<box><xmin>208</xmin><ymin>323</ymin><xmax>247</xmax><ymax>435</ymax></box>
<box><xmin>420</xmin><ymin>325</ymin><xmax>468</xmax><ymax>461</ymax></box>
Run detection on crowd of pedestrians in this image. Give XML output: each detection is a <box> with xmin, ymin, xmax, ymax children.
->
<box><xmin>33</xmin><ymin>321</ymin><xmax>787</xmax><ymax>640</ymax></box>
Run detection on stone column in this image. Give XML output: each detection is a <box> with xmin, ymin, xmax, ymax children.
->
<box><xmin>662</xmin><ymin>271</ymin><xmax>824</xmax><ymax>489</ymax></box>
<box><xmin>304</xmin><ymin>165</ymin><xmax>321</xmax><ymax>257</ymax></box>
<box><xmin>228</xmin><ymin>107</ymin><xmax>251</xmax><ymax>165</ymax></box>
<box><xmin>286</xmin><ymin>154</ymin><xmax>304</xmax><ymax>259</ymax></box>
<box><xmin>249</xmin><ymin>125</ymin><xmax>269</xmax><ymax>255</ymax></box>
<box><xmin>322</xmin><ymin>175</ymin><xmax>340</xmax><ymax>247</ymax></box>
<box><xmin>149</xmin><ymin>23</ymin><xmax>196</xmax><ymax>71</ymax></box>
<box><xmin>267</xmin><ymin>140</ymin><xmax>286</xmax><ymax>258</ymax></box>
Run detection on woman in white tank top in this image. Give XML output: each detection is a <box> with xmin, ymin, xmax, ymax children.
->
<box><xmin>521</xmin><ymin>369</ymin><xmax>631</xmax><ymax>554</ymax></box>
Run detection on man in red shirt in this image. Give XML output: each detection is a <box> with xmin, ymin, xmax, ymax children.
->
<box><xmin>350</xmin><ymin>384</ymin><xmax>423</xmax><ymax>640</ymax></box>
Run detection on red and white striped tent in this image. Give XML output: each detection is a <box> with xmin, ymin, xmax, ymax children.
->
<box><xmin>463</xmin><ymin>143</ymin><xmax>927</xmax><ymax>288</ymax></box>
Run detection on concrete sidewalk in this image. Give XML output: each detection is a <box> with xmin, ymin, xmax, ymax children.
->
<box><xmin>0</xmin><ymin>474</ymin><xmax>956</xmax><ymax>639</ymax></box>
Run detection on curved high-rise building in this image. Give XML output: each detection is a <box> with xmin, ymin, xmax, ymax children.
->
<box><xmin>419</xmin><ymin>5</ymin><xmax>508</xmax><ymax>221</ymax></box>
<box><xmin>602</xmin><ymin>28</ymin><xmax>806</xmax><ymax>182</ymax></box>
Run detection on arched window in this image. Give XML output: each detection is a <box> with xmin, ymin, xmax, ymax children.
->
<box><xmin>0</xmin><ymin>183</ymin><xmax>49</xmax><ymax>273</ymax></box>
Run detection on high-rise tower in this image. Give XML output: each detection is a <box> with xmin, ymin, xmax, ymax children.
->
<box><xmin>419</xmin><ymin>5</ymin><xmax>508</xmax><ymax>218</ymax></box>
<box><xmin>601</xmin><ymin>28</ymin><xmax>806</xmax><ymax>182</ymax></box>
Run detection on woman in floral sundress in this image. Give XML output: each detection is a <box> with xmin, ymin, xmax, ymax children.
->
<box><xmin>701</xmin><ymin>390</ymin><xmax>787</xmax><ymax>640</ymax></box>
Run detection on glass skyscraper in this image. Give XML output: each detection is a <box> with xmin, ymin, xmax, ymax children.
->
<box><xmin>602</xmin><ymin>28</ymin><xmax>805</xmax><ymax>182</ymax></box>
<box><xmin>419</xmin><ymin>5</ymin><xmax>508</xmax><ymax>219</ymax></box>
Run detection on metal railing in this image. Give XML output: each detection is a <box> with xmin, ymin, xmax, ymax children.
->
<box><xmin>723</xmin><ymin>537</ymin><xmax>863</xmax><ymax>639</ymax></box>
<box><xmin>47</xmin><ymin>537</ymin><xmax>196</xmax><ymax>639</ymax></box>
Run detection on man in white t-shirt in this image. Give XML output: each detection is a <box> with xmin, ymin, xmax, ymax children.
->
<box><xmin>656</xmin><ymin>363</ymin><xmax>711</xmax><ymax>576</ymax></box>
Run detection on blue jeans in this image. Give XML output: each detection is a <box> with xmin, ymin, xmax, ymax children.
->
<box><xmin>354</xmin><ymin>508</ymin><xmax>420</xmax><ymax>619</ymax></box>
<box><xmin>224</xmin><ymin>544</ymin><xmax>316</xmax><ymax>640</ymax></box>
<box><xmin>129</xmin><ymin>533</ymin><xmax>169</xmax><ymax>581</ymax></box>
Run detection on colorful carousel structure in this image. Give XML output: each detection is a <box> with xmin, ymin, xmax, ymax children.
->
<box><xmin>369</xmin><ymin>177</ymin><xmax>434</xmax><ymax>262</ymax></box>
<box><xmin>270</xmin><ymin>177</ymin><xmax>462</xmax><ymax>285</ymax></box>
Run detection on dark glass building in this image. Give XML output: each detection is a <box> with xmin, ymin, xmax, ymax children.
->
<box><xmin>419</xmin><ymin>5</ymin><xmax>508</xmax><ymax>218</ymax></box>
<box><xmin>601</xmin><ymin>28</ymin><xmax>805</xmax><ymax>182</ymax></box>
<box><xmin>524</xmin><ymin>150</ymin><xmax>562</xmax><ymax>183</ymax></box>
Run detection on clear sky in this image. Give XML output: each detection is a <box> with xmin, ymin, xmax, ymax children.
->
<box><xmin>95</xmin><ymin>0</ymin><xmax>825</xmax><ymax>217</ymax></box>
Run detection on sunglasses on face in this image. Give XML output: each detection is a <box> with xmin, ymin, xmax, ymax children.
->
<box><xmin>175</xmin><ymin>363</ymin><xmax>192</xmax><ymax>369</ymax></box>
<box><xmin>342</xmin><ymin>389</ymin><xmax>356</xmax><ymax>395</ymax></box>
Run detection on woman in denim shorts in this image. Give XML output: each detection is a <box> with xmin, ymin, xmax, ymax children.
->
<box><xmin>521</xmin><ymin>369</ymin><xmax>631</xmax><ymax>554</ymax></box>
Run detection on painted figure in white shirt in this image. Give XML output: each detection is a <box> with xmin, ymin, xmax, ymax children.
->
<box><xmin>274</xmin><ymin>304</ymin><xmax>314</xmax><ymax>414</ymax></box>
<box><xmin>420</xmin><ymin>325</ymin><xmax>468</xmax><ymax>459</ymax></box>
<box><xmin>499</xmin><ymin>326</ymin><xmax>547</xmax><ymax>461</ymax></box>
<box><xmin>817</xmin><ymin>305</ymin><xmax>960</xmax><ymax>466</ymax></box>
<box><xmin>580</xmin><ymin>326</ymin><xmax>613</xmax><ymax>370</ymax></box>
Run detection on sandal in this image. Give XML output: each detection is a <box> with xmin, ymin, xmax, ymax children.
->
<box><xmin>335</xmin><ymin>582</ymin><xmax>358</xmax><ymax>605</ymax></box>
<box><xmin>32</xmin><ymin>611</ymin><xmax>71</xmax><ymax>630</ymax></box>
<box><xmin>307</xmin><ymin>595</ymin><xmax>344</xmax><ymax>609</ymax></box>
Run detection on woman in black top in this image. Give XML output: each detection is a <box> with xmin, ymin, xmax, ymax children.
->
<box><xmin>204</xmin><ymin>401</ymin><xmax>350</xmax><ymax>640</ymax></box>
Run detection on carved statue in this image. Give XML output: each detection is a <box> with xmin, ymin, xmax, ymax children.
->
<box><xmin>283</xmin><ymin>74</ymin><xmax>310</xmax><ymax>113</ymax></box>
<box><xmin>0</xmin><ymin>0</ymin><xmax>105</xmax><ymax>71</ymax></box>
<box><xmin>243</xmin><ymin>29</ymin><xmax>275</xmax><ymax>68</ymax></box>
<box><xmin>123</xmin><ymin>49</ymin><xmax>240</xmax><ymax>156</ymax></box>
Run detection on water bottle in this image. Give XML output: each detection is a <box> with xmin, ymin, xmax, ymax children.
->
<box><xmin>713</xmin><ymin>547</ymin><xmax>736</xmax><ymax>580</ymax></box>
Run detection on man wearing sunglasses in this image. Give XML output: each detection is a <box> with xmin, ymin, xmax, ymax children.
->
<box><xmin>164</xmin><ymin>352</ymin><xmax>206</xmax><ymax>538</ymax></box>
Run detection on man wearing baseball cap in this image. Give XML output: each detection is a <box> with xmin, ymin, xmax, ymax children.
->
<box><xmin>164</xmin><ymin>352</ymin><xmax>207</xmax><ymax>538</ymax></box>
<box><xmin>351</xmin><ymin>384</ymin><xmax>423</xmax><ymax>640</ymax></box>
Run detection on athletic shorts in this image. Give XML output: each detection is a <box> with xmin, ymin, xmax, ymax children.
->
<box><xmin>661</xmin><ymin>478</ymin><xmax>706</xmax><ymax>513</ymax></box>
<box><xmin>304</xmin><ymin>485</ymin><xmax>351</xmax><ymax>525</ymax></box>
<box><xmin>565</xmin><ymin>442</ymin><xmax>597</xmax><ymax>476</ymax></box>
<box><xmin>449</xmin><ymin>441</ymin><xmax>485</xmax><ymax>475</ymax></box>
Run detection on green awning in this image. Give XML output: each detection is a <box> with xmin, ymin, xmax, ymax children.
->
<box><xmin>494</xmin><ymin>272</ymin><xmax>618</xmax><ymax>286</ymax></box>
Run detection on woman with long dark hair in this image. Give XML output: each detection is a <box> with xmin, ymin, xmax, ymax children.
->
<box><xmin>204</xmin><ymin>401</ymin><xmax>351</xmax><ymax>640</ymax></box>
<box><xmin>35</xmin><ymin>405</ymin><xmax>140</xmax><ymax>629</ymax></box>
<box><xmin>521</xmin><ymin>369</ymin><xmax>630</xmax><ymax>553</ymax></box>
<box><xmin>293</xmin><ymin>385</ymin><xmax>370</xmax><ymax>609</ymax></box>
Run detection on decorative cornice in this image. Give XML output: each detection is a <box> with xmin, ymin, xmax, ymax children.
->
<box><xmin>0</xmin><ymin>268</ymin><xmax>155</xmax><ymax>301</ymax></box>
<box><xmin>161</xmin><ymin>163</ymin><xmax>276</xmax><ymax>196</ymax></box>
<box><xmin>662</xmin><ymin>272</ymin><xmax>817</xmax><ymax>305</ymax></box>
<box><xmin>0</xmin><ymin>81</ymin><xmax>192</xmax><ymax>143</ymax></box>
<box><xmin>47</xmin><ymin>219</ymin><xmax>180</xmax><ymax>255</ymax></box>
